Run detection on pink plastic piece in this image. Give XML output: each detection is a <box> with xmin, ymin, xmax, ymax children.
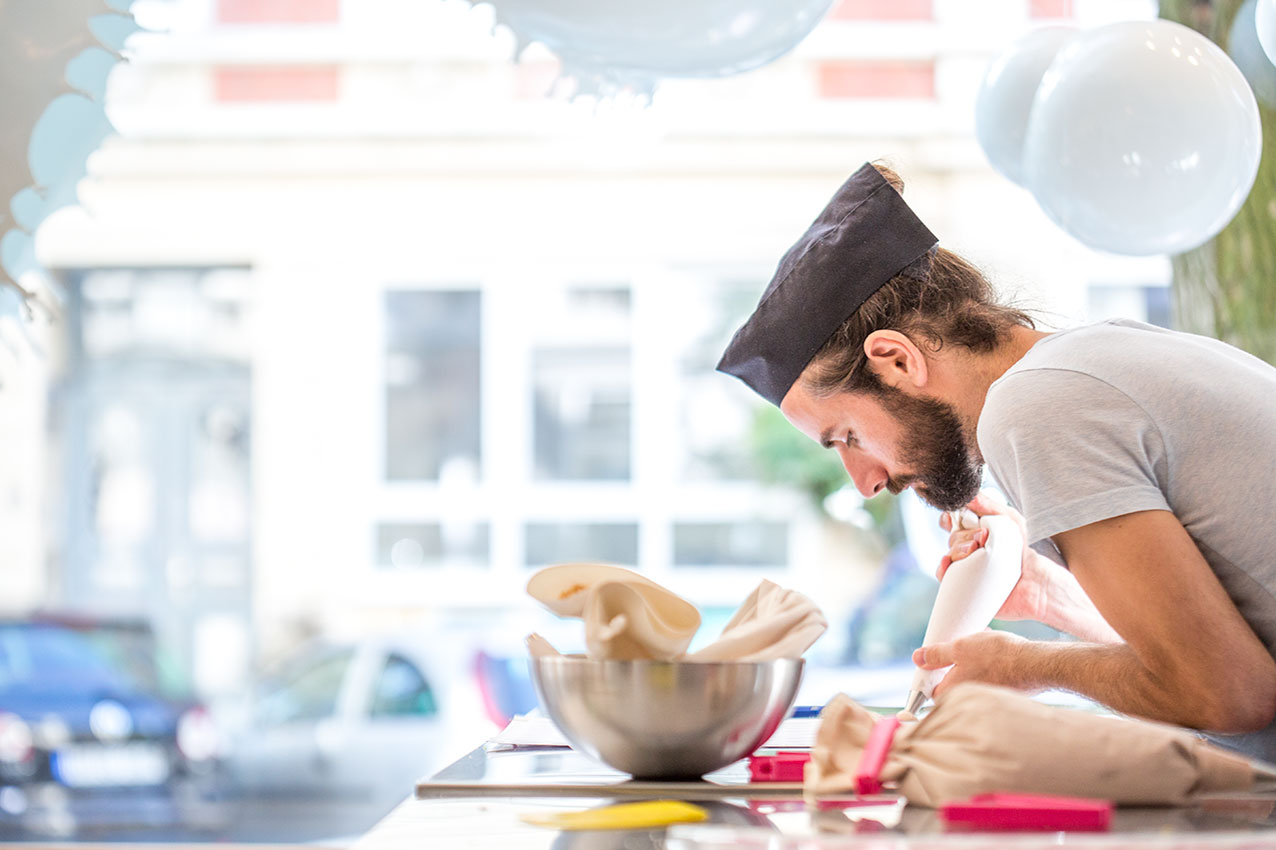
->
<box><xmin>853</xmin><ymin>716</ymin><xmax>901</xmax><ymax>795</ymax></box>
<box><xmin>940</xmin><ymin>792</ymin><xmax>1114</xmax><ymax>831</ymax></box>
<box><xmin>748</xmin><ymin>751</ymin><xmax>810</xmax><ymax>782</ymax></box>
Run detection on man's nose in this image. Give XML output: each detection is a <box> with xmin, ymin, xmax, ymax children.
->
<box><xmin>837</xmin><ymin>447</ymin><xmax>887</xmax><ymax>498</ymax></box>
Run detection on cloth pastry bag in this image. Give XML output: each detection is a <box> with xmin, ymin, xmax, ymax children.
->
<box><xmin>806</xmin><ymin>682</ymin><xmax>1261</xmax><ymax>807</ymax></box>
<box><xmin>690</xmin><ymin>579</ymin><xmax>828</xmax><ymax>662</ymax></box>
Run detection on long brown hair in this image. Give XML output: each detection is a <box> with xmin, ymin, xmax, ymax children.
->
<box><xmin>802</xmin><ymin>163</ymin><xmax>1034</xmax><ymax>397</ymax></box>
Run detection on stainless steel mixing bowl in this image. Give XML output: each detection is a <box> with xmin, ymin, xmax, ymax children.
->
<box><xmin>528</xmin><ymin>655</ymin><xmax>804</xmax><ymax>779</ymax></box>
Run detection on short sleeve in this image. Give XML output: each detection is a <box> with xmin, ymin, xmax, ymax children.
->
<box><xmin>977</xmin><ymin>368</ymin><xmax>1171</xmax><ymax>551</ymax></box>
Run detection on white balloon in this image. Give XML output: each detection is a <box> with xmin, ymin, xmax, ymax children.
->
<box><xmin>1023</xmin><ymin>20</ymin><xmax>1262</xmax><ymax>256</ymax></box>
<box><xmin>1258</xmin><ymin>0</ymin><xmax>1276</xmax><ymax>67</ymax></box>
<box><xmin>974</xmin><ymin>26</ymin><xmax>1077</xmax><ymax>187</ymax></box>
<box><xmin>478</xmin><ymin>0</ymin><xmax>834</xmax><ymax>99</ymax></box>
<box><xmin>1230</xmin><ymin>0</ymin><xmax>1276</xmax><ymax>107</ymax></box>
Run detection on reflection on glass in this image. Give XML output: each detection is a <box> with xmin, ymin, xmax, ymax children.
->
<box><xmin>375</xmin><ymin>522</ymin><xmax>489</xmax><ymax>568</ymax></box>
<box><xmin>532</xmin><ymin>347</ymin><xmax>630</xmax><ymax>481</ymax></box>
<box><xmin>369</xmin><ymin>654</ymin><xmax>437</xmax><ymax>717</ymax></box>
<box><xmin>255</xmin><ymin>648</ymin><xmax>354</xmax><ymax>727</ymax></box>
<box><xmin>189</xmin><ymin>405</ymin><xmax>250</xmax><ymax>543</ymax></box>
<box><xmin>384</xmin><ymin>290</ymin><xmax>481</xmax><ymax>481</ymax></box>
<box><xmin>0</xmin><ymin>624</ymin><xmax>125</xmax><ymax>688</ymax></box>
<box><xmin>525</xmin><ymin>522</ymin><xmax>639</xmax><ymax>566</ymax></box>
<box><xmin>673</xmin><ymin>522</ymin><xmax>788</xmax><ymax>567</ymax></box>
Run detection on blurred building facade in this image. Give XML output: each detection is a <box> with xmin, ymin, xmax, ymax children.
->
<box><xmin>1</xmin><ymin>0</ymin><xmax>1170</xmax><ymax>698</ymax></box>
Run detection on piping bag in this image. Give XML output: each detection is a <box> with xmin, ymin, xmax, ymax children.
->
<box><xmin>903</xmin><ymin>510</ymin><xmax>1024</xmax><ymax>716</ymax></box>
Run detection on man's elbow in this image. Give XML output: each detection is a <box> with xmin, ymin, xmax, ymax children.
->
<box><xmin>1198</xmin><ymin>660</ymin><xmax>1276</xmax><ymax>734</ymax></box>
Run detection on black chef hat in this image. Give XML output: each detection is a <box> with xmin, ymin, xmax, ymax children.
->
<box><xmin>716</xmin><ymin>163</ymin><xmax>938</xmax><ymax>407</ymax></box>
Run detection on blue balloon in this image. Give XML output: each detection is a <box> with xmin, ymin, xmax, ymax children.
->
<box><xmin>480</xmin><ymin>0</ymin><xmax>834</xmax><ymax>99</ymax></box>
<box><xmin>1</xmin><ymin>229</ymin><xmax>38</xmax><ymax>287</ymax></box>
<box><xmin>0</xmin><ymin>278</ymin><xmax>24</xmax><ymax>322</ymax></box>
<box><xmin>89</xmin><ymin>12</ymin><xmax>143</xmax><ymax>52</ymax></box>
<box><xmin>28</xmin><ymin>93</ymin><xmax>112</xmax><ymax>193</ymax></box>
<box><xmin>66</xmin><ymin>46</ymin><xmax>121</xmax><ymax>103</ymax></box>
<box><xmin>10</xmin><ymin>180</ymin><xmax>86</xmax><ymax>234</ymax></box>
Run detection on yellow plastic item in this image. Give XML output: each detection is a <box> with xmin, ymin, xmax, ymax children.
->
<box><xmin>519</xmin><ymin>799</ymin><xmax>710</xmax><ymax>831</ymax></box>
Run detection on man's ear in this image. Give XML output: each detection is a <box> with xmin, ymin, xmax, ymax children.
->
<box><xmin>863</xmin><ymin>330</ymin><xmax>928</xmax><ymax>389</ymax></box>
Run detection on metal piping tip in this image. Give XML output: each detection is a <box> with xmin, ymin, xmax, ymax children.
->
<box><xmin>903</xmin><ymin>689</ymin><xmax>927</xmax><ymax>717</ymax></box>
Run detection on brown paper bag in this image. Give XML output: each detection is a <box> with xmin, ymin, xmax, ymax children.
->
<box><xmin>806</xmin><ymin>682</ymin><xmax>1256</xmax><ymax>807</ymax></box>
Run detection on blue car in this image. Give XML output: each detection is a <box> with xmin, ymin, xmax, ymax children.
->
<box><xmin>0</xmin><ymin>618</ymin><xmax>224</xmax><ymax>839</ymax></box>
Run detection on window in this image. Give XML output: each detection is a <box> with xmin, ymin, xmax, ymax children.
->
<box><xmin>0</xmin><ymin>626</ymin><xmax>125</xmax><ymax>689</ymax></box>
<box><xmin>254</xmin><ymin>649</ymin><xmax>353</xmax><ymax>726</ymax></box>
<box><xmin>673</xmin><ymin>522</ymin><xmax>788</xmax><ymax>568</ymax></box>
<box><xmin>525</xmin><ymin>522</ymin><xmax>639</xmax><ymax>567</ymax></box>
<box><xmin>1086</xmin><ymin>284</ymin><xmax>1171</xmax><ymax>328</ymax></box>
<box><xmin>532</xmin><ymin>347</ymin><xmax>631</xmax><ymax>480</ymax></box>
<box><xmin>529</xmin><ymin>285</ymin><xmax>631</xmax><ymax>482</ymax></box>
<box><xmin>375</xmin><ymin>522</ymin><xmax>489</xmax><ymax>569</ymax></box>
<box><xmin>384</xmin><ymin>290</ymin><xmax>481</xmax><ymax>481</ymax></box>
<box><xmin>369</xmin><ymin>654</ymin><xmax>437</xmax><ymax>717</ymax></box>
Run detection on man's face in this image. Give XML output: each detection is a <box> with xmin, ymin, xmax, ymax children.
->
<box><xmin>779</xmin><ymin>379</ymin><xmax>983</xmax><ymax>511</ymax></box>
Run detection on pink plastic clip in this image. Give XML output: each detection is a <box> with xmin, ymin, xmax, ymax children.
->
<box><xmin>748</xmin><ymin>751</ymin><xmax>810</xmax><ymax>782</ymax></box>
<box><xmin>940</xmin><ymin>793</ymin><xmax>1114</xmax><ymax>832</ymax></box>
<box><xmin>853</xmin><ymin>716</ymin><xmax>901</xmax><ymax>795</ymax></box>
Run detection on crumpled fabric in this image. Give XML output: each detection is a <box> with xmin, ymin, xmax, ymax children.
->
<box><xmin>689</xmin><ymin>579</ymin><xmax>829</xmax><ymax>662</ymax></box>
<box><xmin>525</xmin><ymin>564</ymin><xmax>826</xmax><ymax>662</ymax></box>
<box><xmin>805</xmin><ymin>682</ymin><xmax>1258</xmax><ymax>807</ymax></box>
<box><xmin>527</xmin><ymin>563</ymin><xmax>701</xmax><ymax>660</ymax></box>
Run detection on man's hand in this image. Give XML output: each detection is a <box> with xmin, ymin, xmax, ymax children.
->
<box><xmin>912</xmin><ymin>630</ymin><xmax>1035</xmax><ymax>699</ymax></box>
<box><xmin>918</xmin><ymin>509</ymin><xmax>1276</xmax><ymax>734</ymax></box>
<box><xmin>938</xmin><ymin>491</ymin><xmax>1044</xmax><ymax>620</ymax></box>
<box><xmin>935</xmin><ymin>491</ymin><xmax>1120</xmax><ymax>643</ymax></box>
<box><xmin>938</xmin><ymin>490</ymin><xmax>1027</xmax><ymax>577</ymax></box>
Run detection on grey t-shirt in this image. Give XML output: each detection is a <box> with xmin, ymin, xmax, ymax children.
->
<box><xmin>977</xmin><ymin>318</ymin><xmax>1276</xmax><ymax>761</ymax></box>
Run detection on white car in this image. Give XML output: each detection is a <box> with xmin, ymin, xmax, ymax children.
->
<box><xmin>215</xmin><ymin>632</ymin><xmax>494</xmax><ymax>839</ymax></box>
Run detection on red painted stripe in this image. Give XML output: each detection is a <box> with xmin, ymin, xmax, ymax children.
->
<box><xmin>214</xmin><ymin>66</ymin><xmax>340</xmax><ymax>102</ymax></box>
<box><xmin>218</xmin><ymin>0</ymin><xmax>340</xmax><ymax>24</ymax></box>
<box><xmin>830</xmin><ymin>0</ymin><xmax>933</xmax><ymax>20</ymax></box>
<box><xmin>816</xmin><ymin>60</ymin><xmax>935</xmax><ymax>99</ymax></box>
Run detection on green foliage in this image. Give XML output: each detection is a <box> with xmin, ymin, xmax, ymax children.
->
<box><xmin>745</xmin><ymin>403</ymin><xmax>905</xmax><ymax>545</ymax></box>
<box><xmin>747</xmin><ymin>403</ymin><xmax>849</xmax><ymax>510</ymax></box>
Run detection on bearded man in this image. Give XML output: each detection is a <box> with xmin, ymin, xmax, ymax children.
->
<box><xmin>718</xmin><ymin>161</ymin><xmax>1276</xmax><ymax>761</ymax></box>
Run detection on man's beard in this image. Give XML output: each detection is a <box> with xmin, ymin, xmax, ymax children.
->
<box><xmin>874</xmin><ymin>384</ymin><xmax>983</xmax><ymax>511</ymax></box>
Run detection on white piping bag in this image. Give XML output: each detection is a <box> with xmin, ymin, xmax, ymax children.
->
<box><xmin>903</xmin><ymin>510</ymin><xmax>1023</xmax><ymax>716</ymax></box>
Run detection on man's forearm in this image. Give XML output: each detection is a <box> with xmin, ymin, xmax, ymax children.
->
<box><xmin>1010</xmin><ymin>638</ymin><xmax>1224</xmax><ymax>730</ymax></box>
